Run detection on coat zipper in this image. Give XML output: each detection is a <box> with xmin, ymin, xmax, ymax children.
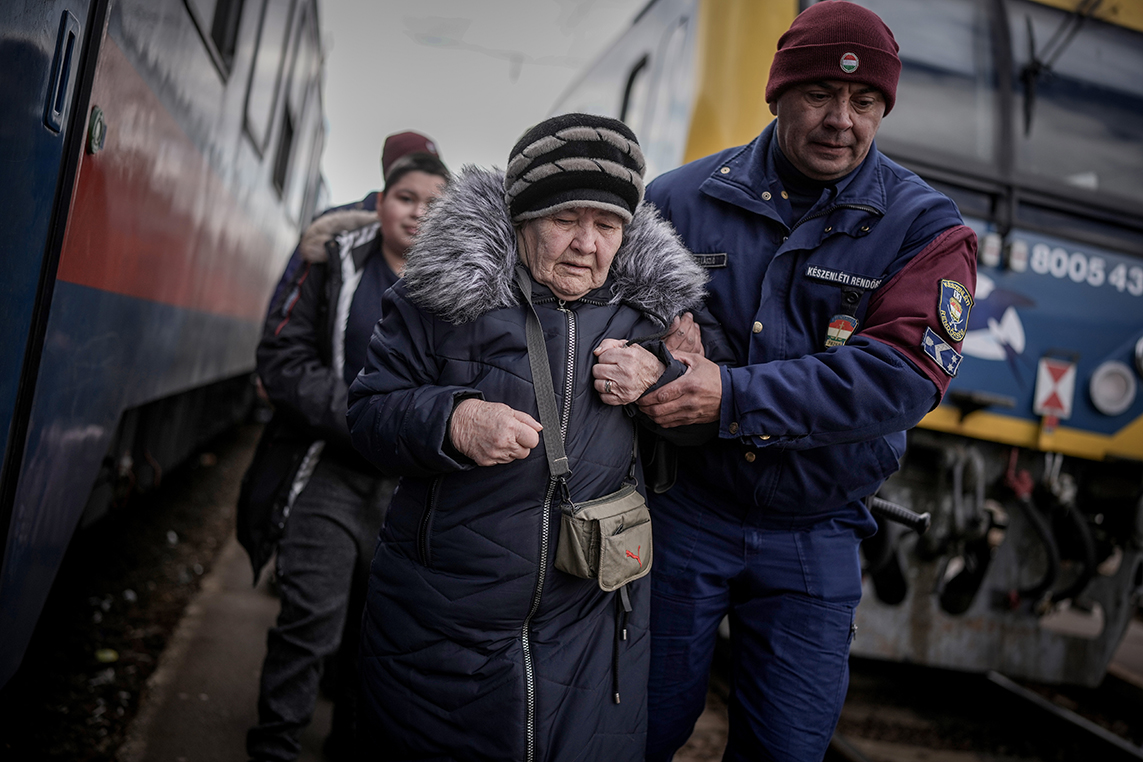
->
<box><xmin>557</xmin><ymin>301</ymin><xmax>576</xmax><ymax>440</ymax></box>
<box><xmin>521</xmin><ymin>301</ymin><xmax>576</xmax><ymax>762</ymax></box>
<box><xmin>418</xmin><ymin>476</ymin><xmax>441</xmax><ymax>566</ymax></box>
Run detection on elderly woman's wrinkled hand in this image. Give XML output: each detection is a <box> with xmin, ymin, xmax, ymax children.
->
<box><xmin>592</xmin><ymin>339</ymin><xmax>666</xmax><ymax>406</ymax></box>
<box><xmin>663</xmin><ymin>312</ymin><xmax>704</xmax><ymax>357</ymax></box>
<box><xmin>450</xmin><ymin>398</ymin><xmax>542</xmax><ymax>466</ymax></box>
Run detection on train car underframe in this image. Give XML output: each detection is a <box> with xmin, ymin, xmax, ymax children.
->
<box><xmin>77</xmin><ymin>373</ymin><xmax>257</xmax><ymax>529</ymax></box>
<box><xmin>855</xmin><ymin>428</ymin><xmax>1143</xmax><ymax>686</ymax></box>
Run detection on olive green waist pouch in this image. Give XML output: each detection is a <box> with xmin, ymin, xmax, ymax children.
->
<box><xmin>555</xmin><ymin>483</ymin><xmax>652</xmax><ymax>591</ymax></box>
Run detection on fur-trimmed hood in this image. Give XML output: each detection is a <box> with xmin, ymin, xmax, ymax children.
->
<box><xmin>298</xmin><ymin>209</ymin><xmax>378</xmax><ymax>263</ymax></box>
<box><xmin>402</xmin><ymin>166</ymin><xmax>706</xmax><ymax>325</ymax></box>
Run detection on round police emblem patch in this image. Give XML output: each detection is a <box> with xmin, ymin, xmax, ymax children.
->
<box><xmin>840</xmin><ymin>52</ymin><xmax>859</xmax><ymax>73</ymax></box>
<box><xmin>937</xmin><ymin>279</ymin><xmax>973</xmax><ymax>342</ymax></box>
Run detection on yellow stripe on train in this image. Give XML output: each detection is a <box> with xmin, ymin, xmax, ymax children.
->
<box><xmin>920</xmin><ymin>406</ymin><xmax>1143</xmax><ymax>461</ymax></box>
<box><xmin>682</xmin><ymin>0</ymin><xmax>796</xmax><ymax>163</ymax></box>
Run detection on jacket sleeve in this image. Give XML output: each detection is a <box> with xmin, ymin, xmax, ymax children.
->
<box><xmin>256</xmin><ymin>261</ymin><xmax>355</xmax><ymax>447</ymax></box>
<box><xmin>629</xmin><ymin>340</ymin><xmax>719</xmax><ymax>446</ymax></box>
<box><xmin>721</xmin><ymin>224</ymin><xmax>977</xmax><ymax>451</ymax></box>
<box><xmin>347</xmin><ymin>286</ymin><xmax>483</xmax><ymax>478</ymax></box>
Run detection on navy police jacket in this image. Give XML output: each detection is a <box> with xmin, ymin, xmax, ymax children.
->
<box><xmin>647</xmin><ymin>122</ymin><xmax>978</xmax><ymax>521</ymax></box>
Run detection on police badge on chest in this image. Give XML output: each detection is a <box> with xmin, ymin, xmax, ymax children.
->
<box><xmin>805</xmin><ymin>265</ymin><xmax>882</xmax><ymax>350</ymax></box>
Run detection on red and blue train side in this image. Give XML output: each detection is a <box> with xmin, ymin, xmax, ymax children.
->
<box><xmin>0</xmin><ymin>0</ymin><xmax>326</xmax><ymax>687</ymax></box>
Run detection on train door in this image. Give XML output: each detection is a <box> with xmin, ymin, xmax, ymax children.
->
<box><xmin>0</xmin><ymin>2</ymin><xmax>107</xmax><ymax>576</ymax></box>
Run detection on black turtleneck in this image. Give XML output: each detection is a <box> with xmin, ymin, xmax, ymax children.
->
<box><xmin>771</xmin><ymin>141</ymin><xmax>834</xmax><ymax>227</ymax></box>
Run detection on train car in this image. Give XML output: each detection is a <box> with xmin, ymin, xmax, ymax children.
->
<box><xmin>554</xmin><ymin>0</ymin><xmax>1143</xmax><ymax>686</ymax></box>
<box><xmin>0</xmin><ymin>0</ymin><xmax>327</xmax><ymax>687</ymax></box>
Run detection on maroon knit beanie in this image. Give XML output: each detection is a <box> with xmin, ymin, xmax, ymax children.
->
<box><xmin>765</xmin><ymin>1</ymin><xmax>901</xmax><ymax>114</ymax></box>
<box><xmin>381</xmin><ymin>131</ymin><xmax>441</xmax><ymax>180</ymax></box>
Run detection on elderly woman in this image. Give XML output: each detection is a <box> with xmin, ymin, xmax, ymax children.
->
<box><xmin>346</xmin><ymin>114</ymin><xmax>706</xmax><ymax>761</ymax></box>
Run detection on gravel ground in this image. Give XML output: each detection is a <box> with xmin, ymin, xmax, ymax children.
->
<box><xmin>0</xmin><ymin>424</ymin><xmax>259</xmax><ymax>762</ymax></box>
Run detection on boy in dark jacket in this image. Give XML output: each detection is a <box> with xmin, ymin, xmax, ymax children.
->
<box><xmin>244</xmin><ymin>151</ymin><xmax>449</xmax><ymax>762</ymax></box>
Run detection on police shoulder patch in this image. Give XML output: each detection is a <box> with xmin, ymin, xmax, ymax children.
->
<box><xmin>937</xmin><ymin>279</ymin><xmax>973</xmax><ymax>342</ymax></box>
<box><xmin>922</xmin><ymin>326</ymin><xmax>963</xmax><ymax>377</ymax></box>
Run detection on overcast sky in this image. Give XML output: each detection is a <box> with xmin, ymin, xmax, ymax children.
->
<box><xmin>317</xmin><ymin>0</ymin><xmax>647</xmax><ymax>206</ymax></box>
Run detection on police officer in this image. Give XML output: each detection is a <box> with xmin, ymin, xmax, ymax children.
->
<box><xmin>635</xmin><ymin>3</ymin><xmax>978</xmax><ymax>760</ymax></box>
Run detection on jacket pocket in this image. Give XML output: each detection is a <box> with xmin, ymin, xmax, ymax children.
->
<box><xmin>417</xmin><ymin>476</ymin><xmax>442</xmax><ymax>567</ymax></box>
<box><xmin>767</xmin><ymin>436</ymin><xmax>902</xmax><ymax>512</ymax></box>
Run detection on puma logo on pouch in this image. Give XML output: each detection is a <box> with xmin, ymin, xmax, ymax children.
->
<box><xmin>626</xmin><ymin>546</ymin><xmax>642</xmax><ymax>567</ymax></box>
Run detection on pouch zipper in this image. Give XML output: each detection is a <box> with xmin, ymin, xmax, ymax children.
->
<box><xmin>521</xmin><ymin>301</ymin><xmax>576</xmax><ymax>762</ymax></box>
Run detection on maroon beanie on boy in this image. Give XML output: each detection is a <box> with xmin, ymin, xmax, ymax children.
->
<box><xmin>765</xmin><ymin>1</ymin><xmax>901</xmax><ymax>114</ymax></box>
<box><xmin>381</xmin><ymin>131</ymin><xmax>441</xmax><ymax>179</ymax></box>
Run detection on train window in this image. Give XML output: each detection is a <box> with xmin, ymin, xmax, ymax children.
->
<box><xmin>1008</xmin><ymin>0</ymin><xmax>1143</xmax><ymax>208</ymax></box>
<box><xmin>283</xmin><ymin>103</ymin><xmax>321</xmax><ymax>216</ymax></box>
<box><xmin>272</xmin><ymin>111</ymin><xmax>294</xmax><ymax>194</ymax></box>
<box><xmin>620</xmin><ymin>55</ymin><xmax>651</xmax><ymax>136</ymax></box>
<box><xmin>1016</xmin><ymin>200</ymin><xmax>1143</xmax><ymax>256</ymax></box>
<box><xmin>210</xmin><ymin>0</ymin><xmax>244</xmax><ymax>69</ymax></box>
<box><xmin>285</xmin><ymin>3</ymin><xmax>317</xmax><ymax>122</ymax></box>
<box><xmin>244</xmin><ymin>0</ymin><xmax>295</xmax><ymax>155</ymax></box>
<box><xmin>187</xmin><ymin>0</ymin><xmax>220</xmax><ymax>29</ymax></box>
<box><xmin>184</xmin><ymin>0</ymin><xmax>245</xmax><ymax>74</ymax></box>
<box><xmin>296</xmin><ymin>120</ymin><xmax>326</xmax><ymax>224</ymax></box>
<box><xmin>275</xmin><ymin>1</ymin><xmax>318</xmax><ymax>206</ymax></box>
<box><xmin>643</xmin><ymin>18</ymin><xmax>695</xmax><ymax>180</ymax></box>
<box><xmin>854</xmin><ymin>0</ymin><xmax>997</xmax><ymax>168</ymax></box>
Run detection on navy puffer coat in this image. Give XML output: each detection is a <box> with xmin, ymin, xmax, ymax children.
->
<box><xmin>347</xmin><ymin>167</ymin><xmax>707</xmax><ymax>762</ymax></box>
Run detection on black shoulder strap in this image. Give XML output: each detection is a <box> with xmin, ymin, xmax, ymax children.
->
<box><xmin>515</xmin><ymin>265</ymin><xmax>570</xmax><ymax>479</ymax></box>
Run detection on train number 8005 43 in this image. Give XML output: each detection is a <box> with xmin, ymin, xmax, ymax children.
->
<box><xmin>1029</xmin><ymin>242</ymin><xmax>1143</xmax><ymax>296</ymax></box>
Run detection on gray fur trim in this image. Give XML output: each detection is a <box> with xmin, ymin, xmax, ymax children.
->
<box><xmin>298</xmin><ymin>210</ymin><xmax>378</xmax><ymax>263</ymax></box>
<box><xmin>402</xmin><ymin>166</ymin><xmax>707</xmax><ymax>325</ymax></box>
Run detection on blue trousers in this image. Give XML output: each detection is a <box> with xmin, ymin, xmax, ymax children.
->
<box><xmin>645</xmin><ymin>478</ymin><xmax>864</xmax><ymax>762</ymax></box>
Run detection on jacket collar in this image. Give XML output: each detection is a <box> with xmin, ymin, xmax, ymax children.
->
<box><xmin>699</xmin><ymin>121</ymin><xmax>888</xmax><ymax>221</ymax></box>
<box><xmin>402</xmin><ymin>167</ymin><xmax>708</xmax><ymax>326</ymax></box>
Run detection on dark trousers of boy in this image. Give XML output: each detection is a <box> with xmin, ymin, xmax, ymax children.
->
<box><xmin>247</xmin><ymin>457</ymin><xmax>394</xmax><ymax>762</ymax></box>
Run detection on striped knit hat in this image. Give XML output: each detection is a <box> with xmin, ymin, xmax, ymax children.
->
<box><xmin>504</xmin><ymin>113</ymin><xmax>646</xmax><ymax>224</ymax></box>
